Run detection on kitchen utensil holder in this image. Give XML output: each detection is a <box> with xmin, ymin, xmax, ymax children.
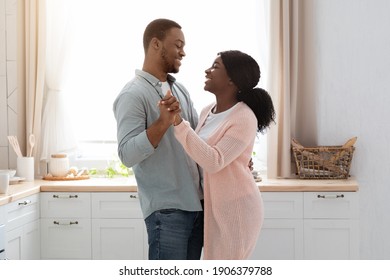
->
<box><xmin>17</xmin><ymin>157</ymin><xmax>35</xmax><ymax>181</ymax></box>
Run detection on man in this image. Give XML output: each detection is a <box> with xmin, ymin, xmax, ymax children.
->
<box><xmin>113</xmin><ymin>19</ymin><xmax>203</xmax><ymax>260</ymax></box>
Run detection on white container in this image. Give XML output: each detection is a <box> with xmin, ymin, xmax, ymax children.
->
<box><xmin>49</xmin><ymin>154</ymin><xmax>69</xmax><ymax>177</ymax></box>
<box><xmin>0</xmin><ymin>172</ymin><xmax>9</xmax><ymax>194</ymax></box>
<box><xmin>17</xmin><ymin>157</ymin><xmax>35</xmax><ymax>181</ymax></box>
<box><xmin>0</xmin><ymin>169</ymin><xmax>16</xmax><ymax>177</ymax></box>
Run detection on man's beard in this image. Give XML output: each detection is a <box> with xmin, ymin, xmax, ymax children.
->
<box><xmin>161</xmin><ymin>47</ymin><xmax>179</xmax><ymax>74</ymax></box>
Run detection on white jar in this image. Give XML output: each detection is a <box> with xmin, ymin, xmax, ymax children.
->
<box><xmin>49</xmin><ymin>154</ymin><xmax>69</xmax><ymax>177</ymax></box>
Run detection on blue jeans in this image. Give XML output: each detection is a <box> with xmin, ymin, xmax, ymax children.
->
<box><xmin>145</xmin><ymin>208</ymin><xmax>204</xmax><ymax>260</ymax></box>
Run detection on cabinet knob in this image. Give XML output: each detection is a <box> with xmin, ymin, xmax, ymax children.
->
<box><xmin>18</xmin><ymin>200</ymin><xmax>31</xmax><ymax>206</ymax></box>
<box><xmin>53</xmin><ymin>194</ymin><xmax>79</xmax><ymax>199</ymax></box>
<box><xmin>53</xmin><ymin>221</ymin><xmax>79</xmax><ymax>226</ymax></box>
<box><xmin>129</xmin><ymin>194</ymin><xmax>138</xmax><ymax>199</ymax></box>
<box><xmin>317</xmin><ymin>194</ymin><xmax>344</xmax><ymax>199</ymax></box>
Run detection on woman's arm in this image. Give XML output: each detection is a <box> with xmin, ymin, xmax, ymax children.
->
<box><xmin>173</xmin><ymin>108</ymin><xmax>256</xmax><ymax>173</ymax></box>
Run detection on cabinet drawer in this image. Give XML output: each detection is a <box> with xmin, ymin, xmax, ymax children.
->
<box><xmin>41</xmin><ymin>218</ymin><xmax>91</xmax><ymax>259</ymax></box>
<box><xmin>41</xmin><ymin>193</ymin><xmax>91</xmax><ymax>218</ymax></box>
<box><xmin>92</xmin><ymin>193</ymin><xmax>142</xmax><ymax>219</ymax></box>
<box><xmin>304</xmin><ymin>192</ymin><xmax>358</xmax><ymax>219</ymax></box>
<box><xmin>0</xmin><ymin>205</ymin><xmax>5</xmax><ymax>224</ymax></box>
<box><xmin>6</xmin><ymin>194</ymin><xmax>40</xmax><ymax>231</ymax></box>
<box><xmin>261</xmin><ymin>192</ymin><xmax>303</xmax><ymax>219</ymax></box>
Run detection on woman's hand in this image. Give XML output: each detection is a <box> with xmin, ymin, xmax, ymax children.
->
<box><xmin>173</xmin><ymin>114</ymin><xmax>183</xmax><ymax>126</ymax></box>
<box><xmin>158</xmin><ymin>89</ymin><xmax>182</xmax><ymax>126</ymax></box>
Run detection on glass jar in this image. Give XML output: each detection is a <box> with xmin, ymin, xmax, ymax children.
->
<box><xmin>49</xmin><ymin>154</ymin><xmax>69</xmax><ymax>177</ymax></box>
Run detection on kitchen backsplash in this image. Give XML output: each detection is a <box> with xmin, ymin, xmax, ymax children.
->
<box><xmin>0</xmin><ymin>0</ymin><xmax>18</xmax><ymax>169</ymax></box>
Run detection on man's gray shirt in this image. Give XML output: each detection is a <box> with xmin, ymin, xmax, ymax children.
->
<box><xmin>113</xmin><ymin>70</ymin><xmax>203</xmax><ymax>219</ymax></box>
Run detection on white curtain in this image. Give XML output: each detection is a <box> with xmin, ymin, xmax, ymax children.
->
<box><xmin>266</xmin><ymin>0</ymin><xmax>301</xmax><ymax>178</ymax></box>
<box><xmin>17</xmin><ymin>0</ymin><xmax>46</xmax><ymax>173</ymax></box>
<box><xmin>39</xmin><ymin>0</ymin><xmax>77</xmax><ymax>163</ymax></box>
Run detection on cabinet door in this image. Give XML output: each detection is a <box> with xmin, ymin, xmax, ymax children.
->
<box><xmin>7</xmin><ymin>220</ymin><xmax>41</xmax><ymax>260</ymax></box>
<box><xmin>6</xmin><ymin>194</ymin><xmax>39</xmax><ymax>231</ymax></box>
<box><xmin>41</xmin><ymin>218</ymin><xmax>91</xmax><ymax>259</ymax></box>
<box><xmin>5</xmin><ymin>226</ymin><xmax>23</xmax><ymax>260</ymax></box>
<box><xmin>92</xmin><ymin>219</ymin><xmax>146</xmax><ymax>260</ymax></box>
<box><xmin>22</xmin><ymin>219</ymin><xmax>40</xmax><ymax>260</ymax></box>
<box><xmin>304</xmin><ymin>219</ymin><xmax>359</xmax><ymax>260</ymax></box>
<box><xmin>5</xmin><ymin>220</ymin><xmax>40</xmax><ymax>260</ymax></box>
<box><xmin>250</xmin><ymin>219</ymin><xmax>304</xmax><ymax>260</ymax></box>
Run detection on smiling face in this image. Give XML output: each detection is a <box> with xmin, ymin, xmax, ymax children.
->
<box><xmin>204</xmin><ymin>55</ymin><xmax>232</xmax><ymax>95</ymax></box>
<box><xmin>159</xmin><ymin>27</ymin><xmax>186</xmax><ymax>74</ymax></box>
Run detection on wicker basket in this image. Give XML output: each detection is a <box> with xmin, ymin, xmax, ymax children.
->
<box><xmin>291</xmin><ymin>138</ymin><xmax>356</xmax><ymax>179</ymax></box>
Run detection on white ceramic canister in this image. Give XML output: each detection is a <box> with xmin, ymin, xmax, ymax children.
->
<box><xmin>0</xmin><ymin>171</ymin><xmax>9</xmax><ymax>194</ymax></box>
<box><xmin>49</xmin><ymin>154</ymin><xmax>69</xmax><ymax>177</ymax></box>
<box><xmin>17</xmin><ymin>157</ymin><xmax>35</xmax><ymax>181</ymax></box>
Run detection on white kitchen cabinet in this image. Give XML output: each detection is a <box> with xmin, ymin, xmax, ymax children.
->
<box><xmin>40</xmin><ymin>218</ymin><xmax>91</xmax><ymax>259</ymax></box>
<box><xmin>252</xmin><ymin>219</ymin><xmax>304</xmax><ymax>259</ymax></box>
<box><xmin>91</xmin><ymin>193</ymin><xmax>147</xmax><ymax>260</ymax></box>
<box><xmin>303</xmin><ymin>192</ymin><xmax>359</xmax><ymax>259</ymax></box>
<box><xmin>40</xmin><ymin>192</ymin><xmax>91</xmax><ymax>259</ymax></box>
<box><xmin>0</xmin><ymin>205</ymin><xmax>5</xmax><ymax>224</ymax></box>
<box><xmin>250</xmin><ymin>192</ymin><xmax>304</xmax><ymax>260</ymax></box>
<box><xmin>92</xmin><ymin>218</ymin><xmax>145</xmax><ymax>260</ymax></box>
<box><xmin>6</xmin><ymin>219</ymin><xmax>40</xmax><ymax>260</ymax></box>
<box><xmin>0</xmin><ymin>205</ymin><xmax>6</xmax><ymax>259</ymax></box>
<box><xmin>5</xmin><ymin>194</ymin><xmax>40</xmax><ymax>260</ymax></box>
<box><xmin>250</xmin><ymin>191</ymin><xmax>359</xmax><ymax>260</ymax></box>
<box><xmin>40</xmin><ymin>192</ymin><xmax>147</xmax><ymax>260</ymax></box>
<box><xmin>40</xmin><ymin>192</ymin><xmax>91</xmax><ymax>218</ymax></box>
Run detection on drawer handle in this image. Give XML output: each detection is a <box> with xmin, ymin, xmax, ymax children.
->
<box><xmin>53</xmin><ymin>194</ymin><xmax>79</xmax><ymax>199</ymax></box>
<box><xmin>18</xmin><ymin>200</ymin><xmax>31</xmax><ymax>206</ymax></box>
<box><xmin>317</xmin><ymin>194</ymin><xmax>344</xmax><ymax>199</ymax></box>
<box><xmin>53</xmin><ymin>221</ymin><xmax>79</xmax><ymax>226</ymax></box>
<box><xmin>129</xmin><ymin>194</ymin><xmax>138</xmax><ymax>199</ymax></box>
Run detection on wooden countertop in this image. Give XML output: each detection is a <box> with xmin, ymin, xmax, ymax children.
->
<box><xmin>0</xmin><ymin>176</ymin><xmax>358</xmax><ymax>206</ymax></box>
<box><xmin>258</xmin><ymin>178</ymin><xmax>358</xmax><ymax>192</ymax></box>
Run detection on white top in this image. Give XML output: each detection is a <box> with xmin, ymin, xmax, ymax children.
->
<box><xmin>161</xmin><ymin>81</ymin><xmax>171</xmax><ymax>97</ymax></box>
<box><xmin>198</xmin><ymin>103</ymin><xmax>239</xmax><ymax>141</ymax></box>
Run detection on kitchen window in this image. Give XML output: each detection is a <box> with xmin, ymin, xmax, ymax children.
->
<box><xmin>61</xmin><ymin>0</ymin><xmax>269</xmax><ymax>172</ymax></box>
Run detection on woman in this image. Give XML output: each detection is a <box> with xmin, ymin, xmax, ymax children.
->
<box><xmin>161</xmin><ymin>50</ymin><xmax>275</xmax><ymax>259</ymax></box>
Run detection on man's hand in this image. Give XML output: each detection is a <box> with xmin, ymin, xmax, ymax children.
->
<box><xmin>248</xmin><ymin>158</ymin><xmax>254</xmax><ymax>171</ymax></box>
<box><xmin>146</xmin><ymin>90</ymin><xmax>181</xmax><ymax>148</ymax></box>
<box><xmin>158</xmin><ymin>89</ymin><xmax>181</xmax><ymax>125</ymax></box>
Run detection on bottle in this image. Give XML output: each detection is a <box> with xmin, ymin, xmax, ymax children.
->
<box><xmin>49</xmin><ymin>154</ymin><xmax>69</xmax><ymax>177</ymax></box>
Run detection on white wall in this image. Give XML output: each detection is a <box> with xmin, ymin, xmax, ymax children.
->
<box><xmin>0</xmin><ymin>0</ymin><xmax>18</xmax><ymax>169</ymax></box>
<box><xmin>299</xmin><ymin>0</ymin><xmax>390</xmax><ymax>259</ymax></box>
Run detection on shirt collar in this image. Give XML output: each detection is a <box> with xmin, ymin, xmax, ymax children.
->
<box><xmin>135</xmin><ymin>69</ymin><xmax>177</xmax><ymax>87</ymax></box>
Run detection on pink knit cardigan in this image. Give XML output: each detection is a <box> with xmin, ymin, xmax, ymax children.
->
<box><xmin>174</xmin><ymin>102</ymin><xmax>264</xmax><ymax>260</ymax></box>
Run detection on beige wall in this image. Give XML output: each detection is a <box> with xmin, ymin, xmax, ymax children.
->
<box><xmin>0</xmin><ymin>0</ymin><xmax>18</xmax><ymax>169</ymax></box>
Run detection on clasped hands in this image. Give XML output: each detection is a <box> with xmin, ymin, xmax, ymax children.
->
<box><xmin>158</xmin><ymin>90</ymin><xmax>182</xmax><ymax>126</ymax></box>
